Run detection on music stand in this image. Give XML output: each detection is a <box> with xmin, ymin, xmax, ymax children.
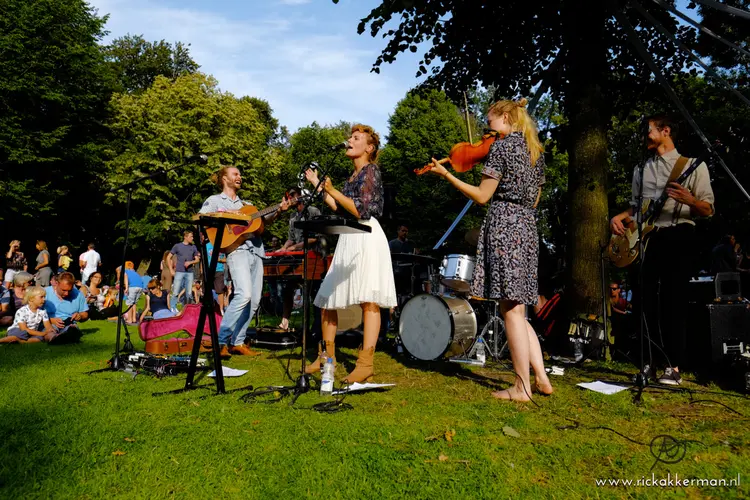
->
<box><xmin>157</xmin><ymin>214</ymin><xmax>251</xmax><ymax>395</ymax></box>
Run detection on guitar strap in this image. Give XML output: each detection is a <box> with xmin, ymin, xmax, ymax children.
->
<box><xmin>667</xmin><ymin>155</ymin><xmax>689</xmax><ymax>224</ymax></box>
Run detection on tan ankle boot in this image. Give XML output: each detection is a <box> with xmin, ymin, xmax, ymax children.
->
<box><xmin>343</xmin><ymin>346</ymin><xmax>375</xmax><ymax>383</ymax></box>
<box><xmin>305</xmin><ymin>340</ymin><xmax>336</xmax><ymax>374</ymax></box>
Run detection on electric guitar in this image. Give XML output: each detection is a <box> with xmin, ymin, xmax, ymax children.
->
<box><xmin>198</xmin><ymin>195</ymin><xmax>301</xmax><ymax>254</ymax></box>
<box><xmin>607</xmin><ymin>150</ymin><xmax>712</xmax><ymax>268</ymax></box>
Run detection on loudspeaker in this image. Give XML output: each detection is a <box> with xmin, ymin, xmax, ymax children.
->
<box><xmin>707</xmin><ymin>304</ymin><xmax>750</xmax><ymax>363</ymax></box>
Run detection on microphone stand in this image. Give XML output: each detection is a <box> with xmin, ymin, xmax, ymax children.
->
<box><xmin>90</xmin><ymin>160</ymin><xmax>199</xmax><ymax>373</ymax></box>
<box><xmin>239</xmin><ymin>160</ymin><xmax>331</xmax><ymax>404</ymax></box>
<box><xmin>632</xmin><ymin>148</ymin><xmax>651</xmax><ymax>402</ymax></box>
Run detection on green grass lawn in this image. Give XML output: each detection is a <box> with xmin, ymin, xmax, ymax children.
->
<box><xmin>1</xmin><ymin>320</ymin><xmax>748</xmax><ymax>499</ymax></box>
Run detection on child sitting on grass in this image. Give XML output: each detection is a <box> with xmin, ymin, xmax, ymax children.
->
<box><xmin>0</xmin><ymin>286</ymin><xmax>53</xmax><ymax>343</ymax></box>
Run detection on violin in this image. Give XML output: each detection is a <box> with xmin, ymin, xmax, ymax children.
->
<box><xmin>414</xmin><ymin>130</ymin><xmax>504</xmax><ymax>176</ymax></box>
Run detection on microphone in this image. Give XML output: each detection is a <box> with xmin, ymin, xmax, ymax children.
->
<box><xmin>330</xmin><ymin>142</ymin><xmax>351</xmax><ymax>151</ymax></box>
<box><xmin>187</xmin><ymin>154</ymin><xmax>209</xmax><ymax>164</ymax></box>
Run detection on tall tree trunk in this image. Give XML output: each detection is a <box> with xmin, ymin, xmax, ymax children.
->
<box><xmin>564</xmin><ymin>1</ymin><xmax>610</xmax><ymax>315</ymax></box>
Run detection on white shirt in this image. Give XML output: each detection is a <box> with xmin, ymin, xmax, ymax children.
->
<box><xmin>10</xmin><ymin>305</ymin><xmax>49</xmax><ymax>330</ymax></box>
<box><xmin>79</xmin><ymin>249</ymin><xmax>101</xmax><ymax>273</ymax></box>
<box><xmin>630</xmin><ymin>148</ymin><xmax>714</xmax><ymax>227</ymax></box>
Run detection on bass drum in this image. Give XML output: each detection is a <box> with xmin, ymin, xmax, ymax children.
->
<box><xmin>399</xmin><ymin>294</ymin><xmax>477</xmax><ymax>361</ymax></box>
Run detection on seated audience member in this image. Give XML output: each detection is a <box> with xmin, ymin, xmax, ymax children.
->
<box><xmin>1</xmin><ymin>271</ymin><xmax>35</xmax><ymax>326</ymax></box>
<box><xmin>0</xmin><ymin>282</ymin><xmax>11</xmax><ymax>327</ymax></box>
<box><xmin>123</xmin><ymin>261</ymin><xmax>143</xmax><ymax>325</ymax></box>
<box><xmin>711</xmin><ymin>234</ymin><xmax>737</xmax><ymax>274</ymax></box>
<box><xmin>5</xmin><ymin>240</ymin><xmax>28</xmax><ymax>288</ymax></box>
<box><xmin>0</xmin><ymin>286</ymin><xmax>53</xmax><ymax>344</ymax></box>
<box><xmin>140</xmin><ymin>278</ymin><xmax>176</xmax><ymax>321</ymax></box>
<box><xmin>43</xmin><ymin>272</ymin><xmax>89</xmax><ymax>344</ymax></box>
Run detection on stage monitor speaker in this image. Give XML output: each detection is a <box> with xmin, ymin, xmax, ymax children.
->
<box><xmin>715</xmin><ymin>272</ymin><xmax>742</xmax><ymax>301</ymax></box>
<box><xmin>707</xmin><ymin>304</ymin><xmax>750</xmax><ymax>363</ymax></box>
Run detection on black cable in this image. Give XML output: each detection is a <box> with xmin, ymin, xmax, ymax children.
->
<box><xmin>689</xmin><ymin>399</ymin><xmax>745</xmax><ymax>416</ymax></box>
<box><xmin>614</xmin><ymin>4</ymin><xmax>750</xmax><ymax>203</ymax></box>
<box><xmin>630</xmin><ymin>0</ymin><xmax>750</xmax><ymax>109</ymax></box>
<box><xmin>650</xmin><ymin>0</ymin><xmax>750</xmax><ymax>59</ymax></box>
<box><xmin>692</xmin><ymin>0</ymin><xmax>750</xmax><ymax>21</ymax></box>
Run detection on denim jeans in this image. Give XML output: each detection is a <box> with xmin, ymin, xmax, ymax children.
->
<box><xmin>219</xmin><ymin>248</ymin><xmax>263</xmax><ymax>346</ymax></box>
<box><xmin>171</xmin><ymin>271</ymin><xmax>194</xmax><ymax>310</ymax></box>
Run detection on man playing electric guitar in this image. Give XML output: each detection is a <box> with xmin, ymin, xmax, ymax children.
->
<box><xmin>199</xmin><ymin>165</ymin><xmax>293</xmax><ymax>357</ymax></box>
<box><xmin>609</xmin><ymin>115</ymin><xmax>714</xmax><ymax>385</ymax></box>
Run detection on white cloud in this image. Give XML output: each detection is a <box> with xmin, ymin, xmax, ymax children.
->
<box><xmin>89</xmin><ymin>0</ymin><xmax>418</xmax><ymax>135</ymax></box>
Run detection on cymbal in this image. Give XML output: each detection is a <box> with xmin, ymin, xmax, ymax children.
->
<box><xmin>390</xmin><ymin>252</ymin><xmax>438</xmax><ymax>264</ymax></box>
<box><xmin>465</xmin><ymin>228</ymin><xmax>480</xmax><ymax>246</ymax></box>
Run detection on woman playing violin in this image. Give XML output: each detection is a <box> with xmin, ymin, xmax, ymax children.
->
<box><xmin>304</xmin><ymin>124</ymin><xmax>397</xmax><ymax>383</ymax></box>
<box><xmin>426</xmin><ymin>98</ymin><xmax>552</xmax><ymax>402</ymax></box>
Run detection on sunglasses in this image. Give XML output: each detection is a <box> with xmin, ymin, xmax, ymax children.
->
<box><xmin>610</xmin><ymin>287</ymin><xmax>619</xmax><ymax>290</ymax></box>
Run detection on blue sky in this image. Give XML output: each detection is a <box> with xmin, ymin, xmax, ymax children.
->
<box><xmin>88</xmin><ymin>1</ymin><xmax>704</xmax><ymax>138</ymax></box>
<box><xmin>88</xmin><ymin>0</ymin><xmax>426</xmax><ymax>138</ymax></box>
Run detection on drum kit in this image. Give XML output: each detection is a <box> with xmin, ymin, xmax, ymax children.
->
<box><xmin>391</xmin><ymin>233</ymin><xmax>508</xmax><ymax>364</ymax></box>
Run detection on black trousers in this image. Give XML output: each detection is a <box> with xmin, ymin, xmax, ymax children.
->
<box><xmin>636</xmin><ymin>223</ymin><xmax>696</xmax><ymax>369</ymax></box>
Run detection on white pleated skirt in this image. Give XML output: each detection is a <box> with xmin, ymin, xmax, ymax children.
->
<box><xmin>313</xmin><ymin>217</ymin><xmax>398</xmax><ymax>309</ymax></box>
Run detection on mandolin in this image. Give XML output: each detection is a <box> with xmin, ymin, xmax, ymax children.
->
<box><xmin>199</xmin><ymin>195</ymin><xmax>300</xmax><ymax>254</ymax></box>
<box><xmin>607</xmin><ymin>149</ymin><xmax>711</xmax><ymax>268</ymax></box>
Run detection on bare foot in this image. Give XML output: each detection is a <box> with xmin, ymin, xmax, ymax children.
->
<box><xmin>278</xmin><ymin>318</ymin><xmax>289</xmax><ymax>330</ymax></box>
<box><xmin>532</xmin><ymin>374</ymin><xmax>554</xmax><ymax>395</ymax></box>
<box><xmin>532</xmin><ymin>381</ymin><xmax>554</xmax><ymax>396</ymax></box>
<box><xmin>491</xmin><ymin>387</ymin><xmax>531</xmax><ymax>402</ymax></box>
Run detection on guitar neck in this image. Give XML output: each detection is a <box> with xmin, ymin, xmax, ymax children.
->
<box><xmin>252</xmin><ymin>203</ymin><xmax>281</xmax><ymax>220</ymax></box>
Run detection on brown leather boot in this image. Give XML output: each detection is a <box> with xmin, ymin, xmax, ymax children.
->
<box><xmin>219</xmin><ymin>345</ymin><xmax>232</xmax><ymax>359</ymax></box>
<box><xmin>305</xmin><ymin>340</ymin><xmax>336</xmax><ymax>374</ymax></box>
<box><xmin>230</xmin><ymin>344</ymin><xmax>262</xmax><ymax>356</ymax></box>
<box><xmin>343</xmin><ymin>346</ymin><xmax>375</xmax><ymax>383</ymax></box>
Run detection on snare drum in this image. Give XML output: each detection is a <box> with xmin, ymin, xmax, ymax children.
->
<box><xmin>399</xmin><ymin>294</ymin><xmax>476</xmax><ymax>360</ymax></box>
<box><xmin>440</xmin><ymin>254</ymin><xmax>475</xmax><ymax>292</ymax></box>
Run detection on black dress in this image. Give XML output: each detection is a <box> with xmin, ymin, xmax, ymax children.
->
<box><xmin>470</xmin><ymin>132</ymin><xmax>545</xmax><ymax>304</ymax></box>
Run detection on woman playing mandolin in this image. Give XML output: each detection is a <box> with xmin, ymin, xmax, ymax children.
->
<box><xmin>426</xmin><ymin>98</ymin><xmax>552</xmax><ymax>402</ymax></box>
<box><xmin>304</xmin><ymin>124</ymin><xmax>397</xmax><ymax>383</ymax></box>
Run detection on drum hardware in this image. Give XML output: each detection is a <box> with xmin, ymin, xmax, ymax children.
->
<box><xmin>398</xmin><ymin>294</ymin><xmax>477</xmax><ymax>361</ymax></box>
<box><xmin>395</xmin><ymin>291</ymin><xmax>509</xmax><ymax>364</ymax></box>
<box><xmin>439</xmin><ymin>254</ymin><xmax>476</xmax><ymax>293</ymax></box>
<box><xmin>450</xmin><ymin>298</ymin><xmax>508</xmax><ymax>365</ymax></box>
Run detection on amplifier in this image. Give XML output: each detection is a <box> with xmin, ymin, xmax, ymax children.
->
<box><xmin>707</xmin><ymin>304</ymin><xmax>750</xmax><ymax>363</ymax></box>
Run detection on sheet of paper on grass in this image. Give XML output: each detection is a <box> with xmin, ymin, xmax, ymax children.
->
<box><xmin>208</xmin><ymin>367</ymin><xmax>248</xmax><ymax>377</ymax></box>
<box><xmin>333</xmin><ymin>382</ymin><xmax>395</xmax><ymax>395</ymax></box>
<box><xmin>577</xmin><ymin>380</ymin><xmax>629</xmax><ymax>395</ymax></box>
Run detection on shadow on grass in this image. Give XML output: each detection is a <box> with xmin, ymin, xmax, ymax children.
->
<box><xmin>0</xmin><ymin>327</ymin><xmax>114</xmax><ymax>373</ymax></box>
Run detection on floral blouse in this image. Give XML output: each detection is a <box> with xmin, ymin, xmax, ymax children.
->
<box><xmin>342</xmin><ymin>163</ymin><xmax>384</xmax><ymax>220</ymax></box>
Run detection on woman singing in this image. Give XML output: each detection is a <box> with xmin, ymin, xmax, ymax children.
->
<box><xmin>427</xmin><ymin>98</ymin><xmax>552</xmax><ymax>401</ymax></box>
<box><xmin>304</xmin><ymin>124</ymin><xmax>397</xmax><ymax>383</ymax></box>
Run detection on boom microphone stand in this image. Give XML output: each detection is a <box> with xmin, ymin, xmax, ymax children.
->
<box><xmin>92</xmin><ymin>156</ymin><xmax>206</xmax><ymax>373</ymax></box>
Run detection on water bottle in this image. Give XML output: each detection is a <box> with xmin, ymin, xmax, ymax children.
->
<box><xmin>320</xmin><ymin>358</ymin><xmax>334</xmax><ymax>395</ymax></box>
<box><xmin>476</xmin><ymin>338</ymin><xmax>486</xmax><ymax>364</ymax></box>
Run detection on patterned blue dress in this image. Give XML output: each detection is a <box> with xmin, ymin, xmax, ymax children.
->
<box><xmin>470</xmin><ymin>132</ymin><xmax>546</xmax><ymax>304</ymax></box>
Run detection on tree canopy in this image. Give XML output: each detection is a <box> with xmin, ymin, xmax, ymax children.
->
<box><xmin>347</xmin><ymin>0</ymin><xmax>738</xmax><ymax>313</ymax></box>
<box><xmin>104</xmin><ymin>73</ymin><xmax>286</xmax><ymax>251</ymax></box>
<box><xmin>103</xmin><ymin>34</ymin><xmax>200</xmax><ymax>94</ymax></box>
<box><xmin>0</xmin><ymin>0</ymin><xmax>112</xmax><ymax>244</ymax></box>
